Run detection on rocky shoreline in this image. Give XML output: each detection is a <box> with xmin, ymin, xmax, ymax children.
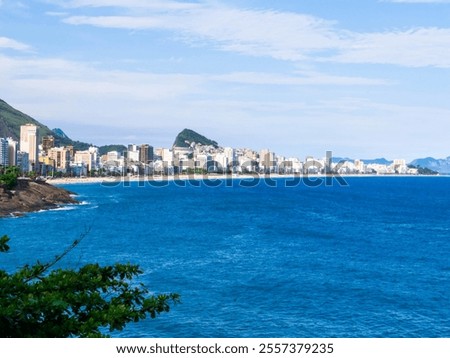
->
<box><xmin>0</xmin><ymin>179</ymin><xmax>78</xmax><ymax>218</ymax></box>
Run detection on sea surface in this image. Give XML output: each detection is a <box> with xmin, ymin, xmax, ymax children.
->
<box><xmin>1</xmin><ymin>176</ymin><xmax>450</xmax><ymax>337</ymax></box>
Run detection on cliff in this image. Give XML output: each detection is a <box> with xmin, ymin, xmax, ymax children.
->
<box><xmin>0</xmin><ymin>179</ymin><xmax>78</xmax><ymax>218</ymax></box>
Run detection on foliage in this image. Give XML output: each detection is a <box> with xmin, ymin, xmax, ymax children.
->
<box><xmin>0</xmin><ymin>235</ymin><xmax>10</xmax><ymax>252</ymax></box>
<box><xmin>0</xmin><ymin>234</ymin><xmax>180</xmax><ymax>338</ymax></box>
<box><xmin>0</xmin><ymin>166</ymin><xmax>19</xmax><ymax>190</ymax></box>
<box><xmin>98</xmin><ymin>144</ymin><xmax>127</xmax><ymax>156</ymax></box>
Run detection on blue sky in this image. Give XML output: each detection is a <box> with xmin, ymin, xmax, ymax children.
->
<box><xmin>1</xmin><ymin>0</ymin><xmax>450</xmax><ymax>160</ymax></box>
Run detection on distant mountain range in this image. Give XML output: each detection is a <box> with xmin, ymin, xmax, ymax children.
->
<box><xmin>410</xmin><ymin>157</ymin><xmax>450</xmax><ymax>175</ymax></box>
<box><xmin>1</xmin><ymin>98</ymin><xmax>449</xmax><ymax>173</ymax></box>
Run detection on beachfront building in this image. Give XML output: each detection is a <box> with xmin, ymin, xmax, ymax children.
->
<box><xmin>196</xmin><ymin>153</ymin><xmax>211</xmax><ymax>171</ymax></box>
<box><xmin>74</xmin><ymin>148</ymin><xmax>99</xmax><ymax>173</ymax></box>
<box><xmin>17</xmin><ymin>151</ymin><xmax>29</xmax><ymax>174</ymax></box>
<box><xmin>153</xmin><ymin>148</ymin><xmax>164</xmax><ymax>161</ymax></box>
<box><xmin>0</xmin><ymin>138</ymin><xmax>9</xmax><ymax>166</ymax></box>
<box><xmin>39</xmin><ymin>155</ymin><xmax>55</xmax><ymax>176</ymax></box>
<box><xmin>106</xmin><ymin>151</ymin><xmax>119</xmax><ymax>162</ymax></box>
<box><xmin>354</xmin><ymin>159</ymin><xmax>365</xmax><ymax>173</ymax></box>
<box><xmin>223</xmin><ymin>147</ymin><xmax>237</xmax><ymax>172</ymax></box>
<box><xmin>48</xmin><ymin>147</ymin><xmax>71</xmax><ymax>173</ymax></box>
<box><xmin>139</xmin><ymin>144</ymin><xmax>153</xmax><ymax>164</ymax></box>
<box><xmin>236</xmin><ymin>148</ymin><xmax>258</xmax><ymax>173</ymax></box>
<box><xmin>42</xmin><ymin>135</ymin><xmax>55</xmax><ymax>154</ymax></box>
<box><xmin>259</xmin><ymin>149</ymin><xmax>276</xmax><ymax>173</ymax></box>
<box><xmin>336</xmin><ymin>161</ymin><xmax>356</xmax><ymax>174</ymax></box>
<box><xmin>304</xmin><ymin>156</ymin><xmax>321</xmax><ymax>174</ymax></box>
<box><xmin>20</xmin><ymin>124</ymin><xmax>39</xmax><ymax>172</ymax></box>
<box><xmin>99</xmin><ymin>151</ymin><xmax>123</xmax><ymax>175</ymax></box>
<box><xmin>8</xmin><ymin>138</ymin><xmax>18</xmax><ymax>166</ymax></box>
<box><xmin>366</xmin><ymin>163</ymin><xmax>388</xmax><ymax>174</ymax></box>
<box><xmin>281</xmin><ymin>157</ymin><xmax>303</xmax><ymax>174</ymax></box>
<box><xmin>213</xmin><ymin>152</ymin><xmax>226</xmax><ymax>172</ymax></box>
<box><xmin>127</xmin><ymin>145</ymin><xmax>140</xmax><ymax>162</ymax></box>
<box><xmin>391</xmin><ymin>159</ymin><xmax>408</xmax><ymax>174</ymax></box>
<box><xmin>162</xmin><ymin>148</ymin><xmax>174</xmax><ymax>174</ymax></box>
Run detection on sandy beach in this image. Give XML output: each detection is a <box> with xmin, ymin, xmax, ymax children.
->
<box><xmin>47</xmin><ymin>174</ymin><xmax>280</xmax><ymax>185</ymax></box>
<box><xmin>44</xmin><ymin>173</ymin><xmax>437</xmax><ymax>186</ymax></box>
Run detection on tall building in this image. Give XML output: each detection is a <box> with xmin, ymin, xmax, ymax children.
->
<box><xmin>89</xmin><ymin>147</ymin><xmax>100</xmax><ymax>171</ymax></box>
<box><xmin>126</xmin><ymin>145</ymin><xmax>140</xmax><ymax>162</ymax></box>
<box><xmin>139</xmin><ymin>144</ymin><xmax>154</xmax><ymax>164</ymax></box>
<box><xmin>17</xmin><ymin>151</ymin><xmax>29</xmax><ymax>173</ymax></box>
<box><xmin>259</xmin><ymin>149</ymin><xmax>275</xmax><ymax>173</ymax></box>
<box><xmin>74</xmin><ymin>150</ymin><xmax>92</xmax><ymax>172</ymax></box>
<box><xmin>42</xmin><ymin>135</ymin><xmax>55</xmax><ymax>153</ymax></box>
<box><xmin>20</xmin><ymin>124</ymin><xmax>39</xmax><ymax>171</ymax></box>
<box><xmin>8</xmin><ymin>138</ymin><xmax>18</xmax><ymax>166</ymax></box>
<box><xmin>48</xmin><ymin>147</ymin><xmax>70</xmax><ymax>173</ymax></box>
<box><xmin>0</xmin><ymin>138</ymin><xmax>9</xmax><ymax>166</ymax></box>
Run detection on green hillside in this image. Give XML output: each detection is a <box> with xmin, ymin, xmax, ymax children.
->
<box><xmin>0</xmin><ymin>99</ymin><xmax>54</xmax><ymax>140</ymax></box>
<box><xmin>173</xmin><ymin>128</ymin><xmax>218</xmax><ymax>148</ymax></box>
<box><xmin>0</xmin><ymin>99</ymin><xmax>92</xmax><ymax>151</ymax></box>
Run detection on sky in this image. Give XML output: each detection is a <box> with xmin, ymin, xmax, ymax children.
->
<box><xmin>1</xmin><ymin>0</ymin><xmax>450</xmax><ymax>161</ymax></box>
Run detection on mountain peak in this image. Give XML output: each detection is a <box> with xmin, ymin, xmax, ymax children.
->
<box><xmin>173</xmin><ymin>128</ymin><xmax>218</xmax><ymax>148</ymax></box>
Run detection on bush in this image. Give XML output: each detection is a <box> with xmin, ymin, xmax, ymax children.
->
<box><xmin>0</xmin><ymin>166</ymin><xmax>19</xmax><ymax>190</ymax></box>
<box><xmin>0</xmin><ymin>234</ymin><xmax>180</xmax><ymax>337</ymax></box>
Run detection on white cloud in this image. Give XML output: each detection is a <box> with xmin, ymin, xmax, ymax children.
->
<box><xmin>62</xmin><ymin>4</ymin><xmax>341</xmax><ymax>62</ymax></box>
<box><xmin>0</xmin><ymin>36</ymin><xmax>32</xmax><ymax>51</ymax></box>
<box><xmin>45</xmin><ymin>11</ymin><xmax>69</xmax><ymax>17</ymax></box>
<box><xmin>0</xmin><ymin>53</ymin><xmax>205</xmax><ymax>128</ymax></box>
<box><xmin>58</xmin><ymin>1</ymin><xmax>450</xmax><ymax>68</ymax></box>
<box><xmin>47</xmin><ymin>0</ymin><xmax>201</xmax><ymax>11</ymax></box>
<box><xmin>211</xmin><ymin>71</ymin><xmax>389</xmax><ymax>86</ymax></box>
<box><xmin>330</xmin><ymin>28</ymin><xmax>450</xmax><ymax>68</ymax></box>
<box><xmin>382</xmin><ymin>0</ymin><xmax>450</xmax><ymax>3</ymax></box>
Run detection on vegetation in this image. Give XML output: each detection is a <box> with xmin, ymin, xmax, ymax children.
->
<box><xmin>98</xmin><ymin>144</ymin><xmax>127</xmax><ymax>156</ymax></box>
<box><xmin>0</xmin><ymin>234</ymin><xmax>180</xmax><ymax>338</ymax></box>
<box><xmin>173</xmin><ymin>128</ymin><xmax>218</xmax><ymax>148</ymax></box>
<box><xmin>0</xmin><ymin>166</ymin><xmax>19</xmax><ymax>190</ymax></box>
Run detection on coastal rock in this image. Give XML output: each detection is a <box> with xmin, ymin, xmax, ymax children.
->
<box><xmin>0</xmin><ymin>179</ymin><xmax>78</xmax><ymax>218</ymax></box>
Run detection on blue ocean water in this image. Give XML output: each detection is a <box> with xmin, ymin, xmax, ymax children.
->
<box><xmin>1</xmin><ymin>176</ymin><xmax>449</xmax><ymax>337</ymax></box>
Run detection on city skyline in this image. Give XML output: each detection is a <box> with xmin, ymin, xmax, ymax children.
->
<box><xmin>1</xmin><ymin>0</ymin><xmax>450</xmax><ymax>161</ymax></box>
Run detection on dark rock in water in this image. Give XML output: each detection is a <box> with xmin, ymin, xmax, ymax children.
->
<box><xmin>0</xmin><ymin>179</ymin><xmax>78</xmax><ymax>218</ymax></box>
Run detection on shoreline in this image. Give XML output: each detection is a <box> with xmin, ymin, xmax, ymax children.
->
<box><xmin>46</xmin><ymin>173</ymin><xmax>446</xmax><ymax>185</ymax></box>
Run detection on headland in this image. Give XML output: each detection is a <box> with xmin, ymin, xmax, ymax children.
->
<box><xmin>0</xmin><ymin>179</ymin><xmax>78</xmax><ymax>218</ymax></box>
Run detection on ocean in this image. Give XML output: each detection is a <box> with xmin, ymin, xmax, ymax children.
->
<box><xmin>1</xmin><ymin>176</ymin><xmax>449</xmax><ymax>337</ymax></box>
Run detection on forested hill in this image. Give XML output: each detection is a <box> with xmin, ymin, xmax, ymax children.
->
<box><xmin>173</xmin><ymin>128</ymin><xmax>219</xmax><ymax>148</ymax></box>
<box><xmin>0</xmin><ymin>99</ymin><xmax>121</xmax><ymax>154</ymax></box>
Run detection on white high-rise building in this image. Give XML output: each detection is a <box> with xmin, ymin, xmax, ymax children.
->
<box><xmin>8</xmin><ymin>138</ymin><xmax>18</xmax><ymax>166</ymax></box>
<box><xmin>20</xmin><ymin>124</ymin><xmax>39</xmax><ymax>171</ymax></box>
<box><xmin>223</xmin><ymin>147</ymin><xmax>236</xmax><ymax>172</ymax></box>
